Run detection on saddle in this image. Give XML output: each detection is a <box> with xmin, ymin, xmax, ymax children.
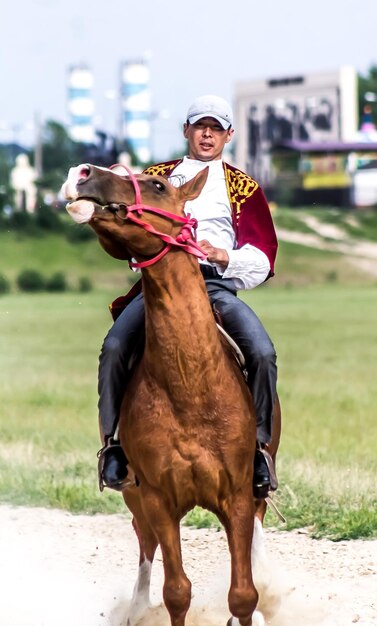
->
<box><xmin>212</xmin><ymin>305</ymin><xmax>248</xmax><ymax>379</ymax></box>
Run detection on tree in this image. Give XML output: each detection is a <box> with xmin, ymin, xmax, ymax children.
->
<box><xmin>0</xmin><ymin>146</ymin><xmax>15</xmax><ymax>211</ymax></box>
<box><xmin>34</xmin><ymin>120</ymin><xmax>79</xmax><ymax>192</ymax></box>
<box><xmin>358</xmin><ymin>64</ymin><xmax>377</xmax><ymax>128</ymax></box>
<box><xmin>33</xmin><ymin>121</ymin><xmax>123</xmax><ymax>194</ymax></box>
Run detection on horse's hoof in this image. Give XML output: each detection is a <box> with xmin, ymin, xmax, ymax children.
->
<box><xmin>226</xmin><ymin>611</ymin><xmax>265</xmax><ymax>626</ymax></box>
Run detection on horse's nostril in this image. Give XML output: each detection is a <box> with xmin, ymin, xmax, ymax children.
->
<box><xmin>77</xmin><ymin>165</ymin><xmax>90</xmax><ymax>184</ymax></box>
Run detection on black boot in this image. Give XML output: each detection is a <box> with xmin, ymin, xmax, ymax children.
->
<box><xmin>97</xmin><ymin>438</ymin><xmax>129</xmax><ymax>492</ymax></box>
<box><xmin>253</xmin><ymin>444</ymin><xmax>278</xmax><ymax>499</ymax></box>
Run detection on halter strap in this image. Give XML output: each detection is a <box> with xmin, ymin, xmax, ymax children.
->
<box><xmin>107</xmin><ymin>163</ymin><xmax>207</xmax><ymax>268</ymax></box>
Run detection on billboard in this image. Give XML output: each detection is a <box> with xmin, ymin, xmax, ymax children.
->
<box><xmin>234</xmin><ymin>67</ymin><xmax>357</xmax><ymax>186</ymax></box>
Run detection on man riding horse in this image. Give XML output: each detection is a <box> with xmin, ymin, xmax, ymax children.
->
<box><xmin>98</xmin><ymin>94</ymin><xmax>279</xmax><ymax>499</ymax></box>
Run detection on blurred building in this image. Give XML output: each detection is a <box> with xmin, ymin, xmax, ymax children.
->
<box><xmin>233</xmin><ymin>67</ymin><xmax>377</xmax><ymax>207</ymax></box>
<box><xmin>234</xmin><ymin>67</ymin><xmax>357</xmax><ymax>187</ymax></box>
<box><xmin>120</xmin><ymin>60</ymin><xmax>151</xmax><ymax>164</ymax></box>
<box><xmin>67</xmin><ymin>65</ymin><xmax>95</xmax><ymax>143</ymax></box>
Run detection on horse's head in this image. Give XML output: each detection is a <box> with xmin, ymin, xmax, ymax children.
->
<box><xmin>62</xmin><ymin>164</ymin><xmax>209</xmax><ymax>264</ymax></box>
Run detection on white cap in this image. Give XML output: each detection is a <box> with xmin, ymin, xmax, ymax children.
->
<box><xmin>186</xmin><ymin>95</ymin><xmax>233</xmax><ymax>130</ymax></box>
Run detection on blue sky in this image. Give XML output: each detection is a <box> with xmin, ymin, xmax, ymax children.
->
<box><xmin>1</xmin><ymin>0</ymin><xmax>376</xmax><ymax>159</ymax></box>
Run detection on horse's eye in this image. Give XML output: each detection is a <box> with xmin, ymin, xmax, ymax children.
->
<box><xmin>153</xmin><ymin>181</ymin><xmax>165</xmax><ymax>192</ymax></box>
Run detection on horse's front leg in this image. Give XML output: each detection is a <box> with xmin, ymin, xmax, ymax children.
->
<box><xmin>123</xmin><ymin>488</ymin><xmax>159</xmax><ymax>625</ymax></box>
<box><xmin>141</xmin><ymin>488</ymin><xmax>191</xmax><ymax>626</ymax></box>
<box><xmin>221</xmin><ymin>490</ymin><xmax>260</xmax><ymax>626</ymax></box>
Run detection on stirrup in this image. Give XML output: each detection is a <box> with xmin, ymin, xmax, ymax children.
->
<box><xmin>266</xmin><ymin>495</ymin><xmax>286</xmax><ymax>523</ymax></box>
<box><xmin>257</xmin><ymin>444</ymin><xmax>278</xmax><ymax>492</ymax></box>
<box><xmin>97</xmin><ymin>438</ymin><xmax>129</xmax><ymax>492</ymax></box>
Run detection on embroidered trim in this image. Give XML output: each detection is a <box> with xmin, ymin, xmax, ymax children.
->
<box><xmin>144</xmin><ymin>160</ymin><xmax>259</xmax><ymax>225</ymax></box>
<box><xmin>143</xmin><ymin>162</ymin><xmax>180</xmax><ymax>177</ymax></box>
<box><xmin>224</xmin><ymin>165</ymin><xmax>259</xmax><ymax>221</ymax></box>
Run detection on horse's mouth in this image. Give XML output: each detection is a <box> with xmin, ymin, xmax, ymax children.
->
<box><xmin>65</xmin><ymin>196</ymin><xmax>104</xmax><ymax>224</ymax></box>
<box><xmin>66</xmin><ymin>195</ymin><xmax>111</xmax><ymax>215</ymax></box>
<box><xmin>66</xmin><ymin>195</ymin><xmax>100</xmax><ymax>207</ymax></box>
<box><xmin>66</xmin><ymin>196</ymin><xmax>130</xmax><ymax>224</ymax></box>
<box><xmin>72</xmin><ymin>196</ymin><xmax>129</xmax><ymax>211</ymax></box>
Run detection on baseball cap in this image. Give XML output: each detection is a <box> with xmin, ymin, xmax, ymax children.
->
<box><xmin>186</xmin><ymin>95</ymin><xmax>233</xmax><ymax>130</ymax></box>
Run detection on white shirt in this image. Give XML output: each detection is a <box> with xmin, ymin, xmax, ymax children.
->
<box><xmin>171</xmin><ymin>157</ymin><xmax>271</xmax><ymax>290</ymax></box>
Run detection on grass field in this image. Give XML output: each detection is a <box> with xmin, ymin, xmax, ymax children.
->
<box><xmin>0</xmin><ymin>223</ymin><xmax>376</xmax><ymax>540</ymax></box>
<box><xmin>0</xmin><ymin>227</ymin><xmax>132</xmax><ymax>291</ymax></box>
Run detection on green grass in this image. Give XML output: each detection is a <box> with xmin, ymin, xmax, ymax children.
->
<box><xmin>1</xmin><ymin>225</ymin><xmax>375</xmax><ymax>296</ymax></box>
<box><xmin>186</xmin><ymin>285</ymin><xmax>377</xmax><ymax>540</ymax></box>
<box><xmin>0</xmin><ymin>229</ymin><xmax>132</xmax><ymax>291</ymax></box>
<box><xmin>0</xmin><ymin>290</ymin><xmax>125</xmax><ymax>513</ymax></box>
<box><xmin>247</xmin><ymin>284</ymin><xmax>377</xmax><ymax>540</ymax></box>
<box><xmin>0</xmin><ymin>223</ymin><xmax>376</xmax><ymax>539</ymax></box>
<box><xmin>1</xmin><ymin>285</ymin><xmax>376</xmax><ymax>539</ymax></box>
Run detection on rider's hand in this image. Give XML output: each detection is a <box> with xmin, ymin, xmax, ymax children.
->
<box><xmin>197</xmin><ymin>240</ymin><xmax>229</xmax><ymax>269</ymax></box>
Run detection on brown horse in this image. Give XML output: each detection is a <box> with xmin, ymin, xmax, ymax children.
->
<box><xmin>63</xmin><ymin>163</ymin><xmax>281</xmax><ymax>626</ymax></box>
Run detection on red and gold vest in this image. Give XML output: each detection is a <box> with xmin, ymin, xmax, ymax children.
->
<box><xmin>144</xmin><ymin>159</ymin><xmax>278</xmax><ymax>273</ymax></box>
<box><xmin>110</xmin><ymin>160</ymin><xmax>278</xmax><ymax>320</ymax></box>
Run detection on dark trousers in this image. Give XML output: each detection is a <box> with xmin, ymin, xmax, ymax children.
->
<box><xmin>98</xmin><ymin>272</ymin><xmax>277</xmax><ymax>445</ymax></box>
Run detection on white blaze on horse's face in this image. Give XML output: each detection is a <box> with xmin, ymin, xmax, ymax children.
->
<box><xmin>62</xmin><ymin>164</ymin><xmax>125</xmax><ymax>224</ymax></box>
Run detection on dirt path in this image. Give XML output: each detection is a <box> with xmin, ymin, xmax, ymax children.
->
<box><xmin>276</xmin><ymin>221</ymin><xmax>377</xmax><ymax>276</ymax></box>
<box><xmin>1</xmin><ymin>505</ymin><xmax>376</xmax><ymax>626</ymax></box>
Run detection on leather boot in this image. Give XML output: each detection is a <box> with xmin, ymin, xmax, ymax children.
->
<box><xmin>97</xmin><ymin>438</ymin><xmax>130</xmax><ymax>492</ymax></box>
<box><xmin>253</xmin><ymin>443</ymin><xmax>278</xmax><ymax>499</ymax></box>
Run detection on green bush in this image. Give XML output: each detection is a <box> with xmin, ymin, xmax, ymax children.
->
<box><xmin>0</xmin><ymin>273</ymin><xmax>10</xmax><ymax>294</ymax></box>
<box><xmin>35</xmin><ymin>205</ymin><xmax>63</xmax><ymax>232</ymax></box>
<box><xmin>0</xmin><ymin>212</ymin><xmax>7</xmax><ymax>228</ymax></box>
<box><xmin>326</xmin><ymin>270</ymin><xmax>338</xmax><ymax>283</ymax></box>
<box><xmin>17</xmin><ymin>269</ymin><xmax>46</xmax><ymax>292</ymax></box>
<box><xmin>66</xmin><ymin>225</ymin><xmax>95</xmax><ymax>243</ymax></box>
<box><xmin>46</xmin><ymin>272</ymin><xmax>68</xmax><ymax>292</ymax></box>
<box><xmin>78</xmin><ymin>276</ymin><xmax>93</xmax><ymax>293</ymax></box>
<box><xmin>8</xmin><ymin>212</ymin><xmax>40</xmax><ymax>236</ymax></box>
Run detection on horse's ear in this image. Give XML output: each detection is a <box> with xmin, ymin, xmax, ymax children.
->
<box><xmin>177</xmin><ymin>166</ymin><xmax>209</xmax><ymax>202</ymax></box>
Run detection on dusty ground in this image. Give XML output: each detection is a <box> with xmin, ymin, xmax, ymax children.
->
<box><xmin>1</xmin><ymin>504</ymin><xmax>376</xmax><ymax>626</ymax></box>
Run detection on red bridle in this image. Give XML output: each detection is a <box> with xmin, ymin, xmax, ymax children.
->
<box><xmin>105</xmin><ymin>164</ymin><xmax>207</xmax><ymax>269</ymax></box>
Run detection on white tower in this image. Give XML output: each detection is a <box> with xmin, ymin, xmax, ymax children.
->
<box><xmin>67</xmin><ymin>65</ymin><xmax>95</xmax><ymax>143</ymax></box>
<box><xmin>120</xmin><ymin>60</ymin><xmax>151</xmax><ymax>163</ymax></box>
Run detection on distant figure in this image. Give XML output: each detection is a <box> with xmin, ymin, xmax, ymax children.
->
<box><xmin>360</xmin><ymin>105</ymin><xmax>377</xmax><ymax>134</ymax></box>
<box><xmin>355</xmin><ymin>104</ymin><xmax>377</xmax><ymax>142</ymax></box>
<box><xmin>10</xmin><ymin>154</ymin><xmax>37</xmax><ymax>213</ymax></box>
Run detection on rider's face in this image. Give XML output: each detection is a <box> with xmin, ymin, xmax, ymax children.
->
<box><xmin>183</xmin><ymin>117</ymin><xmax>234</xmax><ymax>161</ymax></box>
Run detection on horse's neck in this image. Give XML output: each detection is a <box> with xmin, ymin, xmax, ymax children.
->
<box><xmin>141</xmin><ymin>252</ymin><xmax>225</xmax><ymax>389</ymax></box>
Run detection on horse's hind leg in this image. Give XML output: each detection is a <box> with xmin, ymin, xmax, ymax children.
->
<box><xmin>221</xmin><ymin>490</ymin><xmax>259</xmax><ymax>626</ymax></box>
<box><xmin>253</xmin><ymin>500</ymin><xmax>268</xmax><ymax>568</ymax></box>
<box><xmin>123</xmin><ymin>489</ymin><xmax>159</xmax><ymax>625</ymax></box>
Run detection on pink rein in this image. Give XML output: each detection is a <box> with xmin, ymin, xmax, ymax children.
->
<box><xmin>107</xmin><ymin>164</ymin><xmax>207</xmax><ymax>269</ymax></box>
